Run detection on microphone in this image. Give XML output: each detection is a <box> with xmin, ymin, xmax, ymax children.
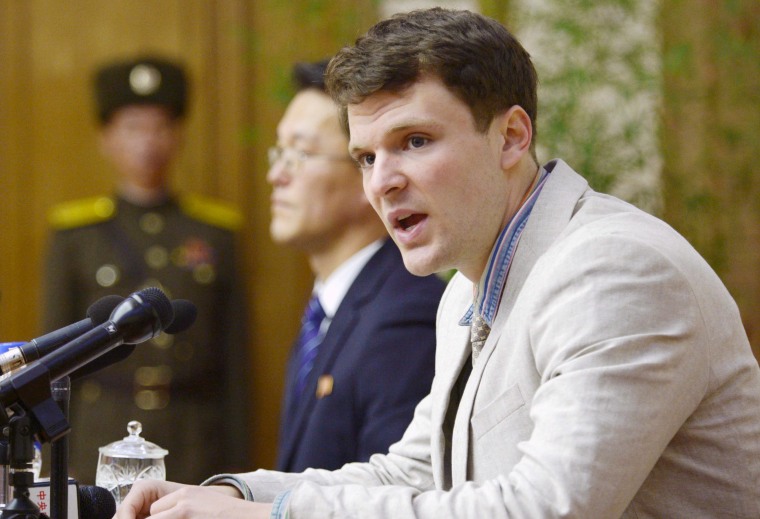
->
<box><xmin>30</xmin><ymin>481</ymin><xmax>115</xmax><ymax>519</ymax></box>
<box><xmin>105</xmin><ymin>287</ymin><xmax>174</xmax><ymax>345</ymax></box>
<box><xmin>165</xmin><ymin>299</ymin><xmax>198</xmax><ymax>334</ymax></box>
<box><xmin>68</xmin><ymin>298</ymin><xmax>198</xmax><ymax>381</ymax></box>
<box><xmin>0</xmin><ymin>287</ymin><xmax>173</xmax><ymax>408</ymax></box>
<box><xmin>78</xmin><ymin>485</ymin><xmax>116</xmax><ymax>519</ymax></box>
<box><xmin>43</xmin><ymin>287</ymin><xmax>173</xmax><ymax>378</ymax></box>
<box><xmin>0</xmin><ymin>295</ymin><xmax>124</xmax><ymax>375</ymax></box>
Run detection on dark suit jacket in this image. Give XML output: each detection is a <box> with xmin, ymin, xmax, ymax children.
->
<box><xmin>276</xmin><ymin>238</ymin><xmax>446</xmax><ymax>472</ymax></box>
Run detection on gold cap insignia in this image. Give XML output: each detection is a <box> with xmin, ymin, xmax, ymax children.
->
<box><xmin>129</xmin><ymin>63</ymin><xmax>162</xmax><ymax>96</ymax></box>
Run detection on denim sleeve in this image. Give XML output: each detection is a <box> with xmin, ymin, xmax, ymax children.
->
<box><xmin>271</xmin><ymin>491</ymin><xmax>291</xmax><ymax>519</ymax></box>
<box><xmin>201</xmin><ymin>473</ymin><xmax>255</xmax><ymax>501</ymax></box>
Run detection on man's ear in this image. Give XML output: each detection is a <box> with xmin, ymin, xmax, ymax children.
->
<box><xmin>497</xmin><ymin>106</ymin><xmax>533</xmax><ymax>170</ymax></box>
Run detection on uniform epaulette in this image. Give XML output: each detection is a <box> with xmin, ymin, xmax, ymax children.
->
<box><xmin>47</xmin><ymin>196</ymin><xmax>116</xmax><ymax>230</ymax></box>
<box><xmin>179</xmin><ymin>194</ymin><xmax>243</xmax><ymax>231</ymax></box>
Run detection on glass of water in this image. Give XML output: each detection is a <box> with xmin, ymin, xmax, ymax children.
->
<box><xmin>95</xmin><ymin>421</ymin><xmax>168</xmax><ymax>504</ymax></box>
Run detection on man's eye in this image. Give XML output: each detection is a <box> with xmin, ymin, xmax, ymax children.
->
<box><xmin>357</xmin><ymin>154</ymin><xmax>375</xmax><ymax>168</ymax></box>
<box><xmin>408</xmin><ymin>136</ymin><xmax>427</xmax><ymax>149</ymax></box>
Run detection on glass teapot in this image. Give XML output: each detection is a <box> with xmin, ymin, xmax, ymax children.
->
<box><xmin>95</xmin><ymin>421</ymin><xmax>168</xmax><ymax>504</ymax></box>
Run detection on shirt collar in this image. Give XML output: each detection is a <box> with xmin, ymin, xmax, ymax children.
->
<box><xmin>314</xmin><ymin>239</ymin><xmax>385</xmax><ymax>318</ymax></box>
<box><xmin>460</xmin><ymin>166</ymin><xmax>551</xmax><ymax>327</ymax></box>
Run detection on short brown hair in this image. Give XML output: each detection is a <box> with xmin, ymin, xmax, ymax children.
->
<box><xmin>325</xmin><ymin>8</ymin><xmax>538</xmax><ymax>137</ymax></box>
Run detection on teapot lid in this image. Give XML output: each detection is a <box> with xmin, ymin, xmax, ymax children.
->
<box><xmin>98</xmin><ymin>421</ymin><xmax>169</xmax><ymax>459</ymax></box>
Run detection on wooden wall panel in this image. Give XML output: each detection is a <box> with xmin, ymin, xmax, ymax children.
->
<box><xmin>0</xmin><ymin>0</ymin><xmax>382</xmax><ymax>473</ymax></box>
<box><xmin>0</xmin><ymin>0</ymin><xmax>33</xmax><ymax>339</ymax></box>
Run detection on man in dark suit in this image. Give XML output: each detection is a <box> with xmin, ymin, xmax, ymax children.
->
<box><xmin>267</xmin><ymin>60</ymin><xmax>446</xmax><ymax>472</ymax></box>
<box><xmin>42</xmin><ymin>55</ymin><xmax>250</xmax><ymax>484</ymax></box>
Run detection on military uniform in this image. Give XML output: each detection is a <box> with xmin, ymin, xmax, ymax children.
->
<box><xmin>43</xmin><ymin>193</ymin><xmax>249</xmax><ymax>484</ymax></box>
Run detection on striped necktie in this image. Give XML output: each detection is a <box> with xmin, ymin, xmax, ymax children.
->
<box><xmin>293</xmin><ymin>295</ymin><xmax>327</xmax><ymax>398</ymax></box>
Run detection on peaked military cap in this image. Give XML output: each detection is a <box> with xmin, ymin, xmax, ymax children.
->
<box><xmin>94</xmin><ymin>55</ymin><xmax>188</xmax><ymax>123</ymax></box>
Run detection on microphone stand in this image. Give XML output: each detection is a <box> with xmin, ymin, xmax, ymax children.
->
<box><xmin>0</xmin><ymin>362</ymin><xmax>72</xmax><ymax>519</ymax></box>
<box><xmin>1</xmin><ymin>412</ymin><xmax>41</xmax><ymax>518</ymax></box>
<box><xmin>50</xmin><ymin>377</ymin><xmax>70</xmax><ymax>519</ymax></box>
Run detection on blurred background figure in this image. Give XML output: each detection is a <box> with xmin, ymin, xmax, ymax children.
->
<box><xmin>267</xmin><ymin>59</ymin><xmax>447</xmax><ymax>471</ymax></box>
<box><xmin>41</xmin><ymin>55</ymin><xmax>250</xmax><ymax>484</ymax></box>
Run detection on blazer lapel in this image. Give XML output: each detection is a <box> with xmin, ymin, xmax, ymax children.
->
<box><xmin>450</xmin><ymin>160</ymin><xmax>590</xmax><ymax>484</ymax></box>
<box><xmin>429</xmin><ymin>282</ymin><xmax>472</xmax><ymax>489</ymax></box>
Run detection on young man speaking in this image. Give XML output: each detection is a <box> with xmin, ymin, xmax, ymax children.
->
<box><xmin>116</xmin><ymin>8</ymin><xmax>760</xmax><ymax>518</ymax></box>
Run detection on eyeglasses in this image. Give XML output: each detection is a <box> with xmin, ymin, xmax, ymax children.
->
<box><xmin>267</xmin><ymin>145</ymin><xmax>355</xmax><ymax>172</ymax></box>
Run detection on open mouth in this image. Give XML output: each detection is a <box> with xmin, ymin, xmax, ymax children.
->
<box><xmin>397</xmin><ymin>213</ymin><xmax>425</xmax><ymax>231</ymax></box>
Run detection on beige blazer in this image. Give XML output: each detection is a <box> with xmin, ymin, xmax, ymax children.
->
<box><xmin>227</xmin><ymin>160</ymin><xmax>760</xmax><ymax>518</ymax></box>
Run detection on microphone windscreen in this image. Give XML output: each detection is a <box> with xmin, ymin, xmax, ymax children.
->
<box><xmin>86</xmin><ymin>295</ymin><xmax>125</xmax><ymax>325</ymax></box>
<box><xmin>136</xmin><ymin>287</ymin><xmax>174</xmax><ymax>330</ymax></box>
<box><xmin>165</xmin><ymin>299</ymin><xmax>198</xmax><ymax>334</ymax></box>
<box><xmin>78</xmin><ymin>485</ymin><xmax>116</xmax><ymax>519</ymax></box>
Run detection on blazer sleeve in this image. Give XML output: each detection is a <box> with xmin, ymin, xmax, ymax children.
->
<box><xmin>228</xmin><ymin>391</ymin><xmax>438</xmax><ymax>503</ymax></box>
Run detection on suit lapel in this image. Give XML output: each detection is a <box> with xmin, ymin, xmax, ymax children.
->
<box><xmin>278</xmin><ymin>240</ymin><xmax>397</xmax><ymax>469</ymax></box>
<box><xmin>277</xmin><ymin>338</ymin><xmax>306</xmax><ymax>469</ymax></box>
<box><xmin>450</xmin><ymin>161</ymin><xmax>590</xmax><ymax>484</ymax></box>
<box><xmin>280</xmin><ymin>308</ymin><xmax>359</xmax><ymax>468</ymax></box>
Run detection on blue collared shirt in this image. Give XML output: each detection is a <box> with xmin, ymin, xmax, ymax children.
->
<box><xmin>460</xmin><ymin>166</ymin><xmax>550</xmax><ymax>329</ymax></box>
